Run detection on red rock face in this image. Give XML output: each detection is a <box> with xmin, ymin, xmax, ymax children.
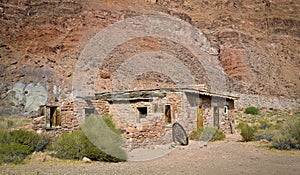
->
<box><xmin>220</xmin><ymin>46</ymin><xmax>251</xmax><ymax>82</ymax></box>
<box><xmin>0</xmin><ymin>0</ymin><xmax>299</xmax><ymax>114</ymax></box>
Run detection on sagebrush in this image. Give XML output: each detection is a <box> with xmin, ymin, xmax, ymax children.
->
<box><xmin>0</xmin><ymin>129</ymin><xmax>49</xmax><ymax>164</ymax></box>
<box><xmin>271</xmin><ymin>118</ymin><xmax>300</xmax><ymax>150</ymax></box>
<box><xmin>189</xmin><ymin>127</ymin><xmax>225</xmax><ymax>141</ymax></box>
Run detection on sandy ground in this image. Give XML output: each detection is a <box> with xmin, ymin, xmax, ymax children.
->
<box><xmin>1</xmin><ymin>135</ymin><xmax>300</xmax><ymax>175</ymax></box>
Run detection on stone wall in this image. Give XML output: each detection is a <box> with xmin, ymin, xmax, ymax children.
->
<box><xmin>31</xmin><ymin>98</ymin><xmax>110</xmax><ymax>135</ymax></box>
<box><xmin>32</xmin><ymin>99</ymin><xmax>79</xmax><ymax>135</ymax></box>
<box><xmin>31</xmin><ymin>93</ymin><xmax>236</xmax><ymax>146</ymax></box>
<box><xmin>109</xmin><ymin>98</ymin><xmax>172</xmax><ymax>149</ymax></box>
<box><xmin>107</xmin><ymin>91</ymin><xmax>237</xmax><ymax>149</ymax></box>
<box><xmin>234</xmin><ymin>93</ymin><xmax>300</xmax><ymax>110</ymax></box>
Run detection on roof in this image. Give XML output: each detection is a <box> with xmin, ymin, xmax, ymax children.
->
<box><xmin>95</xmin><ymin>88</ymin><xmax>239</xmax><ymax>101</ymax></box>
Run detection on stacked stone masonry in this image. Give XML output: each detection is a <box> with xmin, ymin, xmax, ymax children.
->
<box><xmin>32</xmin><ymin>88</ymin><xmax>237</xmax><ymax>148</ymax></box>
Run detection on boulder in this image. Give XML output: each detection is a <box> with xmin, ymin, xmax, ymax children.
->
<box><xmin>82</xmin><ymin>157</ymin><xmax>92</xmax><ymax>163</ymax></box>
<box><xmin>24</xmin><ymin>83</ymin><xmax>48</xmax><ymax>112</ymax></box>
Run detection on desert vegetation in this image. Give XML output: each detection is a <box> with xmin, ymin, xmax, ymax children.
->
<box><xmin>189</xmin><ymin>127</ymin><xmax>225</xmax><ymax>142</ymax></box>
<box><xmin>0</xmin><ymin>115</ymin><xmax>126</xmax><ymax>164</ymax></box>
<box><xmin>236</xmin><ymin>109</ymin><xmax>300</xmax><ymax>150</ymax></box>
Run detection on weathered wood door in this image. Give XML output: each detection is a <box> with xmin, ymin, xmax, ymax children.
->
<box><xmin>213</xmin><ymin>106</ymin><xmax>219</xmax><ymax>127</ymax></box>
<box><xmin>197</xmin><ymin>106</ymin><xmax>203</xmax><ymax>128</ymax></box>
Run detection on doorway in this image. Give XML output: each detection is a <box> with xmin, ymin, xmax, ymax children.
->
<box><xmin>213</xmin><ymin>106</ymin><xmax>219</xmax><ymax>127</ymax></box>
<box><xmin>165</xmin><ymin>105</ymin><xmax>171</xmax><ymax>125</ymax></box>
<box><xmin>47</xmin><ymin>106</ymin><xmax>61</xmax><ymax>128</ymax></box>
<box><xmin>197</xmin><ymin>106</ymin><xmax>203</xmax><ymax>128</ymax></box>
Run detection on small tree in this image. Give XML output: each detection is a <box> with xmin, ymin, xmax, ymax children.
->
<box><xmin>237</xmin><ymin>122</ymin><xmax>255</xmax><ymax>142</ymax></box>
<box><xmin>245</xmin><ymin>106</ymin><xmax>260</xmax><ymax>115</ymax></box>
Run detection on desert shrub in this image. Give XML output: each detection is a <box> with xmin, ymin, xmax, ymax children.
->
<box><xmin>189</xmin><ymin>127</ymin><xmax>225</xmax><ymax>141</ymax></box>
<box><xmin>189</xmin><ymin>128</ymin><xmax>204</xmax><ymax>140</ymax></box>
<box><xmin>271</xmin><ymin>118</ymin><xmax>300</xmax><ymax>150</ymax></box>
<box><xmin>272</xmin><ymin>134</ymin><xmax>298</xmax><ymax>150</ymax></box>
<box><xmin>0</xmin><ymin>130</ymin><xmax>49</xmax><ymax>152</ymax></box>
<box><xmin>0</xmin><ymin>129</ymin><xmax>49</xmax><ymax>164</ymax></box>
<box><xmin>50</xmin><ymin>129</ymin><xmax>126</xmax><ymax>162</ymax></box>
<box><xmin>102</xmin><ymin>114</ymin><xmax>120</xmax><ymax>135</ymax></box>
<box><xmin>81</xmin><ymin>115</ymin><xmax>127</xmax><ymax>161</ymax></box>
<box><xmin>0</xmin><ymin>143</ymin><xmax>31</xmax><ymax>164</ymax></box>
<box><xmin>254</xmin><ymin>129</ymin><xmax>278</xmax><ymax>141</ymax></box>
<box><xmin>211</xmin><ymin>129</ymin><xmax>226</xmax><ymax>141</ymax></box>
<box><xmin>258</xmin><ymin>120</ymin><xmax>273</xmax><ymax>130</ymax></box>
<box><xmin>237</xmin><ymin>122</ymin><xmax>255</xmax><ymax>142</ymax></box>
<box><xmin>244</xmin><ymin>106</ymin><xmax>260</xmax><ymax>115</ymax></box>
<box><xmin>50</xmin><ymin>115</ymin><xmax>126</xmax><ymax>162</ymax></box>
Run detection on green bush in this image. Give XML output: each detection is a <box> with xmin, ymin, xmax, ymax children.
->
<box><xmin>102</xmin><ymin>114</ymin><xmax>121</xmax><ymax>135</ymax></box>
<box><xmin>0</xmin><ymin>129</ymin><xmax>49</xmax><ymax>164</ymax></box>
<box><xmin>244</xmin><ymin>107</ymin><xmax>260</xmax><ymax>115</ymax></box>
<box><xmin>254</xmin><ymin>129</ymin><xmax>278</xmax><ymax>141</ymax></box>
<box><xmin>237</xmin><ymin>122</ymin><xmax>255</xmax><ymax>142</ymax></box>
<box><xmin>81</xmin><ymin>115</ymin><xmax>127</xmax><ymax>161</ymax></box>
<box><xmin>272</xmin><ymin>134</ymin><xmax>298</xmax><ymax>150</ymax></box>
<box><xmin>0</xmin><ymin>143</ymin><xmax>31</xmax><ymax>164</ymax></box>
<box><xmin>189</xmin><ymin>127</ymin><xmax>225</xmax><ymax>141</ymax></box>
<box><xmin>271</xmin><ymin>118</ymin><xmax>300</xmax><ymax>150</ymax></box>
<box><xmin>211</xmin><ymin>129</ymin><xmax>226</xmax><ymax>141</ymax></box>
<box><xmin>189</xmin><ymin>128</ymin><xmax>204</xmax><ymax>140</ymax></box>
<box><xmin>50</xmin><ymin>129</ymin><xmax>126</xmax><ymax>162</ymax></box>
<box><xmin>50</xmin><ymin>115</ymin><xmax>126</xmax><ymax>162</ymax></box>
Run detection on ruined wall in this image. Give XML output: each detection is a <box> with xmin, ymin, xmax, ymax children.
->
<box><xmin>32</xmin><ymin>99</ymin><xmax>79</xmax><ymax>135</ymax></box>
<box><xmin>31</xmin><ymin>98</ymin><xmax>110</xmax><ymax>135</ymax></box>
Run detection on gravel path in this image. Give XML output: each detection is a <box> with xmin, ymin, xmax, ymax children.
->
<box><xmin>1</xmin><ymin>138</ymin><xmax>300</xmax><ymax>175</ymax></box>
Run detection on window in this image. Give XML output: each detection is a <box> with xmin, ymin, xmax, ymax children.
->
<box><xmin>165</xmin><ymin>105</ymin><xmax>171</xmax><ymax>125</ymax></box>
<box><xmin>137</xmin><ymin>107</ymin><xmax>147</xmax><ymax>119</ymax></box>
<box><xmin>84</xmin><ymin>107</ymin><xmax>95</xmax><ymax>117</ymax></box>
<box><xmin>224</xmin><ymin>105</ymin><xmax>228</xmax><ymax>115</ymax></box>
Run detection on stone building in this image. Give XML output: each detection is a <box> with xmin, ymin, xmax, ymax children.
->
<box><xmin>32</xmin><ymin>87</ymin><xmax>237</xmax><ymax>148</ymax></box>
<box><xmin>93</xmin><ymin>87</ymin><xmax>237</xmax><ymax>148</ymax></box>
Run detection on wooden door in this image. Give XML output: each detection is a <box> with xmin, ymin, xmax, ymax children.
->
<box><xmin>213</xmin><ymin>106</ymin><xmax>219</xmax><ymax>127</ymax></box>
<box><xmin>197</xmin><ymin>106</ymin><xmax>203</xmax><ymax>128</ymax></box>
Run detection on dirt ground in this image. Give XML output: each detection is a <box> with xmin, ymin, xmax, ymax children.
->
<box><xmin>1</xmin><ymin>135</ymin><xmax>300</xmax><ymax>175</ymax></box>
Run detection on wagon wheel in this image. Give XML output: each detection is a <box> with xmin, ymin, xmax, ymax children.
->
<box><xmin>172</xmin><ymin>122</ymin><xmax>189</xmax><ymax>146</ymax></box>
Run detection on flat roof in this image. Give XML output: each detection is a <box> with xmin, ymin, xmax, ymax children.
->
<box><xmin>95</xmin><ymin>88</ymin><xmax>239</xmax><ymax>101</ymax></box>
